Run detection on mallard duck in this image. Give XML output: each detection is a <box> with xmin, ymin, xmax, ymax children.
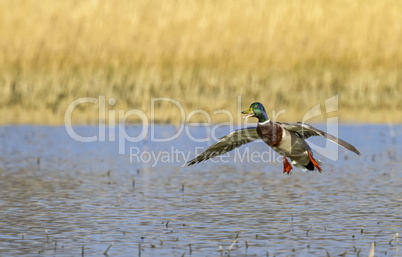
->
<box><xmin>187</xmin><ymin>102</ymin><xmax>360</xmax><ymax>174</ymax></box>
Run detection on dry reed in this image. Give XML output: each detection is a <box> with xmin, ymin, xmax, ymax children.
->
<box><xmin>1</xmin><ymin>0</ymin><xmax>401</xmax><ymax>125</ymax></box>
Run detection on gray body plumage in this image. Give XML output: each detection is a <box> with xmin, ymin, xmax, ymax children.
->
<box><xmin>271</xmin><ymin>126</ymin><xmax>312</xmax><ymax>167</ymax></box>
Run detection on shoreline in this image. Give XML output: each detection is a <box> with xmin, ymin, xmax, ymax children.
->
<box><xmin>1</xmin><ymin>108</ymin><xmax>400</xmax><ymax>125</ymax></box>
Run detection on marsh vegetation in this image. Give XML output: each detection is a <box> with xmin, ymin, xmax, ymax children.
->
<box><xmin>1</xmin><ymin>0</ymin><xmax>401</xmax><ymax>124</ymax></box>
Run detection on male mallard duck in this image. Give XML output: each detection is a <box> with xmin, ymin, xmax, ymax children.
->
<box><xmin>187</xmin><ymin>102</ymin><xmax>360</xmax><ymax>174</ymax></box>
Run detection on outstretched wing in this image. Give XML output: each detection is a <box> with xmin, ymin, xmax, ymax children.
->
<box><xmin>187</xmin><ymin>127</ymin><xmax>260</xmax><ymax>166</ymax></box>
<box><xmin>284</xmin><ymin>122</ymin><xmax>360</xmax><ymax>155</ymax></box>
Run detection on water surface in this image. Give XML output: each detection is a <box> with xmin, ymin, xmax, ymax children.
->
<box><xmin>0</xmin><ymin>125</ymin><xmax>401</xmax><ymax>256</ymax></box>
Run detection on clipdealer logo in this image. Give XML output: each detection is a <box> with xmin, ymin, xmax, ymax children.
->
<box><xmin>64</xmin><ymin>95</ymin><xmax>340</xmax><ymax>165</ymax></box>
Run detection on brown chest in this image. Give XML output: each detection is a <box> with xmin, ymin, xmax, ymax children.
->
<box><xmin>257</xmin><ymin>123</ymin><xmax>283</xmax><ymax>147</ymax></box>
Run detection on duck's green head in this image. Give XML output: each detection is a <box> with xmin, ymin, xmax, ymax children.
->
<box><xmin>241</xmin><ymin>102</ymin><xmax>269</xmax><ymax>123</ymax></box>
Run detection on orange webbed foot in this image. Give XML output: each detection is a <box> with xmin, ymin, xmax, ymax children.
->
<box><xmin>283</xmin><ymin>157</ymin><xmax>293</xmax><ymax>174</ymax></box>
<box><xmin>307</xmin><ymin>151</ymin><xmax>322</xmax><ymax>172</ymax></box>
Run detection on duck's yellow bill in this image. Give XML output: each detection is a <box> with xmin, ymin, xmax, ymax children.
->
<box><xmin>241</xmin><ymin>108</ymin><xmax>254</xmax><ymax>119</ymax></box>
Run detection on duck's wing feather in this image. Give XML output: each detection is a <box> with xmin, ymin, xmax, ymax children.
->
<box><xmin>284</xmin><ymin>122</ymin><xmax>360</xmax><ymax>155</ymax></box>
<box><xmin>187</xmin><ymin>127</ymin><xmax>260</xmax><ymax>166</ymax></box>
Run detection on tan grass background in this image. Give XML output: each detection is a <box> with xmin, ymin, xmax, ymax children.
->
<box><xmin>1</xmin><ymin>0</ymin><xmax>401</xmax><ymax>125</ymax></box>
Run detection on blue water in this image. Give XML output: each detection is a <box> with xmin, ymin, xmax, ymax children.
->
<box><xmin>0</xmin><ymin>124</ymin><xmax>401</xmax><ymax>256</ymax></box>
